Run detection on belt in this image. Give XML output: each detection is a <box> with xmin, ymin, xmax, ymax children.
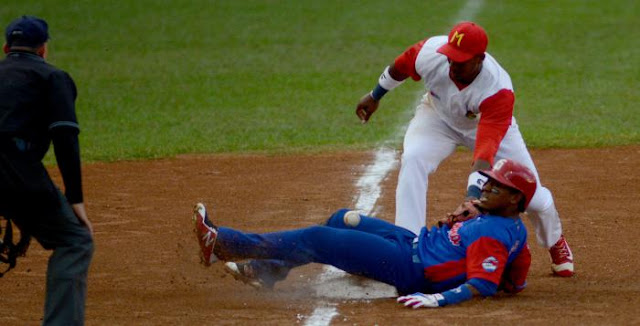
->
<box><xmin>411</xmin><ymin>238</ymin><xmax>421</xmax><ymax>264</ymax></box>
<box><xmin>0</xmin><ymin>137</ymin><xmax>30</xmax><ymax>152</ymax></box>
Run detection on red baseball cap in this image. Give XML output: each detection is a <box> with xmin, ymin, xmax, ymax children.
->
<box><xmin>437</xmin><ymin>21</ymin><xmax>488</xmax><ymax>62</ymax></box>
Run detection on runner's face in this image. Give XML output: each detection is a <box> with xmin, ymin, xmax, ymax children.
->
<box><xmin>477</xmin><ymin>179</ymin><xmax>519</xmax><ymax>211</ymax></box>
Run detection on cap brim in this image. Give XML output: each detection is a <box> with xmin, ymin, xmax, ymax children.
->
<box><xmin>478</xmin><ymin>170</ymin><xmax>518</xmax><ymax>191</ymax></box>
<box><xmin>437</xmin><ymin>43</ymin><xmax>474</xmax><ymax>63</ymax></box>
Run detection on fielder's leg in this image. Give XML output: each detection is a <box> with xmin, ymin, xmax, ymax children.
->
<box><xmin>396</xmin><ymin>103</ymin><xmax>457</xmax><ymax>235</ymax></box>
<box><xmin>492</xmin><ymin>120</ymin><xmax>574</xmax><ymax>276</ymax></box>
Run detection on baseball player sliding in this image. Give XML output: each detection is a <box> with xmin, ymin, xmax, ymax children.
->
<box><xmin>355</xmin><ymin>21</ymin><xmax>573</xmax><ymax>277</ymax></box>
<box><xmin>192</xmin><ymin>159</ymin><xmax>536</xmax><ymax>307</ymax></box>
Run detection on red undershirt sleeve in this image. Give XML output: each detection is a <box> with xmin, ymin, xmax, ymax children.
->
<box><xmin>466</xmin><ymin>236</ymin><xmax>509</xmax><ymax>286</ymax></box>
<box><xmin>499</xmin><ymin>244</ymin><xmax>531</xmax><ymax>293</ymax></box>
<box><xmin>393</xmin><ymin>39</ymin><xmax>427</xmax><ymax>81</ymax></box>
<box><xmin>473</xmin><ymin>89</ymin><xmax>515</xmax><ymax>164</ymax></box>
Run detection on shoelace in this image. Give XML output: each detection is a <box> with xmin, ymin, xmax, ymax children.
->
<box><xmin>552</xmin><ymin>241</ymin><xmax>571</xmax><ymax>259</ymax></box>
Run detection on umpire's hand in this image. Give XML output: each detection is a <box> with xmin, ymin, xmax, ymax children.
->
<box><xmin>72</xmin><ymin>203</ymin><xmax>94</xmax><ymax>236</ymax></box>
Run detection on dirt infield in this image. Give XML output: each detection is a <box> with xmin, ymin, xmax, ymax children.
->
<box><xmin>1</xmin><ymin>146</ymin><xmax>639</xmax><ymax>325</ymax></box>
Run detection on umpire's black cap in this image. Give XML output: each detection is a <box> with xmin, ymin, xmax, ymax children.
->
<box><xmin>5</xmin><ymin>15</ymin><xmax>49</xmax><ymax>47</ymax></box>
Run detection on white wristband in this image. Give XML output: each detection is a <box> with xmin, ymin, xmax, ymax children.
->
<box><xmin>467</xmin><ymin>171</ymin><xmax>488</xmax><ymax>198</ymax></box>
<box><xmin>378</xmin><ymin>66</ymin><xmax>405</xmax><ymax>91</ymax></box>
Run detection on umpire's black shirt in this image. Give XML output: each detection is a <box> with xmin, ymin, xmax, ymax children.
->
<box><xmin>0</xmin><ymin>50</ymin><xmax>83</xmax><ymax>205</ymax></box>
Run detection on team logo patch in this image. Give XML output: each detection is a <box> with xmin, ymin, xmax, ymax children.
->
<box><xmin>481</xmin><ymin>256</ymin><xmax>499</xmax><ymax>272</ymax></box>
<box><xmin>447</xmin><ymin>222</ymin><xmax>463</xmax><ymax>246</ymax></box>
<box><xmin>450</xmin><ymin>31</ymin><xmax>465</xmax><ymax>46</ymax></box>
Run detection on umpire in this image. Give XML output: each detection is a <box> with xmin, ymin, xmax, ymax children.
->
<box><xmin>0</xmin><ymin>16</ymin><xmax>94</xmax><ymax>325</ymax></box>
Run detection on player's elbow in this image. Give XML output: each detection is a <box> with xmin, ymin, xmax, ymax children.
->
<box><xmin>467</xmin><ymin>278</ymin><xmax>499</xmax><ymax>297</ymax></box>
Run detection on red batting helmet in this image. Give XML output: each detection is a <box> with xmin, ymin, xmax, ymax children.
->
<box><xmin>479</xmin><ymin>159</ymin><xmax>537</xmax><ymax>211</ymax></box>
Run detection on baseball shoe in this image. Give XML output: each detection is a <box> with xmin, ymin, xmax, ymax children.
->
<box><xmin>549</xmin><ymin>234</ymin><xmax>574</xmax><ymax>277</ymax></box>
<box><xmin>224</xmin><ymin>261</ymin><xmax>274</xmax><ymax>290</ymax></box>
<box><xmin>192</xmin><ymin>203</ymin><xmax>219</xmax><ymax>266</ymax></box>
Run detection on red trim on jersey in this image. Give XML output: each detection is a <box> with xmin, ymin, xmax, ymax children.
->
<box><xmin>473</xmin><ymin>89</ymin><xmax>515</xmax><ymax>164</ymax></box>
<box><xmin>423</xmin><ymin>259</ymin><xmax>466</xmax><ymax>282</ymax></box>
<box><xmin>394</xmin><ymin>39</ymin><xmax>427</xmax><ymax>81</ymax></box>
<box><xmin>466</xmin><ymin>236</ymin><xmax>509</xmax><ymax>285</ymax></box>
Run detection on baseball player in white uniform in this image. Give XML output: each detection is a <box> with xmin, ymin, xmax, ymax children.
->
<box><xmin>355</xmin><ymin>21</ymin><xmax>574</xmax><ymax>277</ymax></box>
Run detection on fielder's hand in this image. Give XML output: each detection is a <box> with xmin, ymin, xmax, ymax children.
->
<box><xmin>438</xmin><ymin>199</ymin><xmax>482</xmax><ymax>228</ymax></box>
<box><xmin>355</xmin><ymin>93</ymin><xmax>379</xmax><ymax>123</ymax></box>
<box><xmin>397</xmin><ymin>292</ymin><xmax>445</xmax><ymax>308</ymax></box>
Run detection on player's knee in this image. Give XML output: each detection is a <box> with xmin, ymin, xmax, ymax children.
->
<box><xmin>526</xmin><ymin>186</ymin><xmax>554</xmax><ymax>212</ymax></box>
<box><xmin>400</xmin><ymin>148</ymin><xmax>421</xmax><ymax>163</ymax></box>
<box><xmin>325</xmin><ymin>209</ymin><xmax>349</xmax><ymax>226</ymax></box>
<box><xmin>49</xmin><ymin>240</ymin><xmax>94</xmax><ymax>278</ymax></box>
<box><xmin>77</xmin><ymin>228</ymin><xmax>94</xmax><ymax>257</ymax></box>
<box><xmin>72</xmin><ymin>230</ymin><xmax>94</xmax><ymax>269</ymax></box>
<box><xmin>400</xmin><ymin>150</ymin><xmax>437</xmax><ymax>173</ymax></box>
<box><xmin>326</xmin><ymin>209</ymin><xmax>361</xmax><ymax>228</ymax></box>
<box><xmin>325</xmin><ymin>209</ymin><xmax>355</xmax><ymax>226</ymax></box>
<box><xmin>74</xmin><ymin>236</ymin><xmax>94</xmax><ymax>268</ymax></box>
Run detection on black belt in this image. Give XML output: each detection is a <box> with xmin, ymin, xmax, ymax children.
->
<box><xmin>0</xmin><ymin>137</ymin><xmax>30</xmax><ymax>152</ymax></box>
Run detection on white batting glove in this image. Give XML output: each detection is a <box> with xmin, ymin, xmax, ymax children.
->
<box><xmin>397</xmin><ymin>292</ymin><xmax>445</xmax><ymax>309</ymax></box>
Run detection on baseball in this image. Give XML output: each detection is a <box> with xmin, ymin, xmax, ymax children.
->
<box><xmin>344</xmin><ymin>211</ymin><xmax>361</xmax><ymax>227</ymax></box>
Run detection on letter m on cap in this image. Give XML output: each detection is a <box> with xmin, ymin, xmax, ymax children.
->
<box><xmin>450</xmin><ymin>31</ymin><xmax>464</xmax><ymax>47</ymax></box>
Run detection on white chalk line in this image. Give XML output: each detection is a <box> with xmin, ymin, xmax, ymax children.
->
<box><xmin>303</xmin><ymin>148</ymin><xmax>399</xmax><ymax>326</ymax></box>
<box><xmin>303</xmin><ymin>2</ymin><xmax>484</xmax><ymax>324</ymax></box>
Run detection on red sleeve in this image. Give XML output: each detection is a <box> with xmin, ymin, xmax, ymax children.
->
<box><xmin>473</xmin><ymin>89</ymin><xmax>515</xmax><ymax>164</ymax></box>
<box><xmin>393</xmin><ymin>39</ymin><xmax>427</xmax><ymax>81</ymax></box>
<box><xmin>466</xmin><ymin>236</ymin><xmax>509</xmax><ymax>285</ymax></box>
<box><xmin>499</xmin><ymin>244</ymin><xmax>531</xmax><ymax>293</ymax></box>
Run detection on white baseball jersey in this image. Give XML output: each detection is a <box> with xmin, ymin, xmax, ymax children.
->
<box><xmin>415</xmin><ymin>36</ymin><xmax>513</xmax><ymax>133</ymax></box>
<box><xmin>394</xmin><ymin>35</ymin><xmax>517</xmax><ymax>164</ymax></box>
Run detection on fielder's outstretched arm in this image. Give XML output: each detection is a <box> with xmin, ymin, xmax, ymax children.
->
<box><xmin>356</xmin><ymin>63</ymin><xmax>410</xmax><ymax>123</ymax></box>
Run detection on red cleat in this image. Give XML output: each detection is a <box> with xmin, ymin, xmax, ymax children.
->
<box><xmin>549</xmin><ymin>234</ymin><xmax>574</xmax><ymax>277</ymax></box>
<box><xmin>192</xmin><ymin>203</ymin><xmax>218</xmax><ymax>266</ymax></box>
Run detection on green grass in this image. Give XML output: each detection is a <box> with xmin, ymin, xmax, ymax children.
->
<box><xmin>1</xmin><ymin>1</ymin><xmax>638</xmax><ymax>162</ymax></box>
<box><xmin>480</xmin><ymin>1</ymin><xmax>639</xmax><ymax>147</ymax></box>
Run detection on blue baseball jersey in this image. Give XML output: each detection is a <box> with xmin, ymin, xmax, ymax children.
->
<box><xmin>417</xmin><ymin>214</ymin><xmax>528</xmax><ymax>293</ymax></box>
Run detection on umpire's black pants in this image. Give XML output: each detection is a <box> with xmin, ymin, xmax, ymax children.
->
<box><xmin>6</xmin><ymin>188</ymin><xmax>94</xmax><ymax>326</ymax></box>
<box><xmin>1</xmin><ymin>141</ymin><xmax>94</xmax><ymax>325</ymax></box>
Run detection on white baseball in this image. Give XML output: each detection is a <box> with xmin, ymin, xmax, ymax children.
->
<box><xmin>344</xmin><ymin>211</ymin><xmax>361</xmax><ymax>227</ymax></box>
